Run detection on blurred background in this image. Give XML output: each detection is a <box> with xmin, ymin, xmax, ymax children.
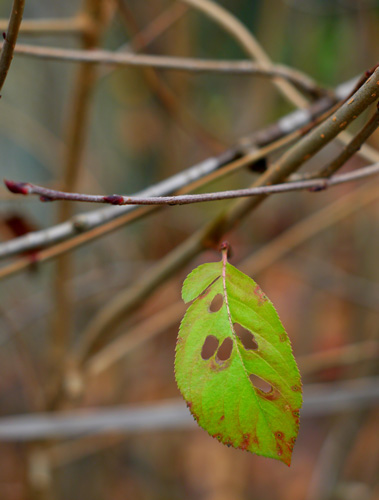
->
<box><xmin>0</xmin><ymin>0</ymin><xmax>378</xmax><ymax>499</ymax></box>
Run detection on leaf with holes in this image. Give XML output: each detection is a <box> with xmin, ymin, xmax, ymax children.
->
<box><xmin>175</xmin><ymin>245</ymin><xmax>302</xmax><ymax>466</ymax></box>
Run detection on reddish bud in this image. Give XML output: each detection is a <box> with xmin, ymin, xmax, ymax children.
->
<box><xmin>4</xmin><ymin>179</ymin><xmax>31</xmax><ymax>195</ymax></box>
<box><xmin>103</xmin><ymin>195</ymin><xmax>125</xmax><ymax>205</ymax></box>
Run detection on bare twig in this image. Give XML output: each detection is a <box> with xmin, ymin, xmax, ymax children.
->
<box><xmin>1</xmin><ymin>42</ymin><xmax>324</xmax><ymax>97</ymax></box>
<box><xmin>0</xmin><ymin>0</ymin><xmax>25</xmax><ymax>92</ymax></box>
<box><xmin>5</xmin><ymin>163</ymin><xmax>379</xmax><ymax>206</ymax></box>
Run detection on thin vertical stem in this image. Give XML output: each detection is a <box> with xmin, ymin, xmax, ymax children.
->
<box><xmin>50</xmin><ymin>0</ymin><xmax>106</xmax><ymax>391</ymax></box>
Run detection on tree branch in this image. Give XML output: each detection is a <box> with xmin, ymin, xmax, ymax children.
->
<box><xmin>5</xmin><ymin>163</ymin><xmax>379</xmax><ymax>206</ymax></box>
<box><xmin>0</xmin><ymin>377</ymin><xmax>377</xmax><ymax>441</ymax></box>
<box><xmin>0</xmin><ymin>76</ymin><xmax>358</xmax><ymax>263</ymax></box>
<box><xmin>0</xmin><ymin>16</ymin><xmax>86</xmax><ymax>36</ymax></box>
<box><xmin>0</xmin><ymin>0</ymin><xmax>25</xmax><ymax>92</ymax></box>
<box><xmin>4</xmin><ymin>42</ymin><xmax>325</xmax><ymax>98</ymax></box>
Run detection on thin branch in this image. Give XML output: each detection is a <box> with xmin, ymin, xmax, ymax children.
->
<box><xmin>5</xmin><ymin>42</ymin><xmax>325</xmax><ymax>97</ymax></box>
<box><xmin>313</xmin><ymin>104</ymin><xmax>379</xmax><ymax>178</ymax></box>
<box><xmin>0</xmin><ymin>0</ymin><xmax>25</xmax><ymax>92</ymax></box>
<box><xmin>0</xmin><ymin>17</ymin><xmax>86</xmax><ymax>36</ymax></box>
<box><xmin>0</xmin><ymin>377</ymin><xmax>377</xmax><ymax>441</ymax></box>
<box><xmin>5</xmin><ymin>163</ymin><xmax>379</xmax><ymax>206</ymax></box>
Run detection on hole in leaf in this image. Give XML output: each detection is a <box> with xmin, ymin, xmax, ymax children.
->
<box><xmin>209</xmin><ymin>294</ymin><xmax>223</xmax><ymax>312</ymax></box>
<box><xmin>250</xmin><ymin>374</ymin><xmax>272</xmax><ymax>393</ymax></box>
<box><xmin>201</xmin><ymin>335</ymin><xmax>219</xmax><ymax>360</ymax></box>
<box><xmin>216</xmin><ymin>337</ymin><xmax>233</xmax><ymax>361</ymax></box>
<box><xmin>234</xmin><ymin>323</ymin><xmax>258</xmax><ymax>350</ymax></box>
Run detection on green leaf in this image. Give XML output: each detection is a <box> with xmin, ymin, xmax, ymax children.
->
<box><xmin>175</xmin><ymin>249</ymin><xmax>302</xmax><ymax>466</ymax></box>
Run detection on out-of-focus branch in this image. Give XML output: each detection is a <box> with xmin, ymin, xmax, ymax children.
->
<box><xmin>299</xmin><ymin>341</ymin><xmax>379</xmax><ymax>378</ymax></box>
<box><xmin>0</xmin><ymin>0</ymin><xmax>25</xmax><ymax>92</ymax></box>
<box><xmin>4</xmin><ymin>42</ymin><xmax>324</xmax><ymax>97</ymax></box>
<box><xmin>181</xmin><ymin>0</ymin><xmax>309</xmax><ymax>107</ymax></box>
<box><xmin>243</xmin><ymin>182</ymin><xmax>379</xmax><ymax>277</ymax></box>
<box><xmin>0</xmin><ymin>377</ymin><xmax>377</xmax><ymax>441</ymax></box>
<box><xmin>115</xmin><ymin>0</ymin><xmax>224</xmax><ymax>152</ymax></box>
<box><xmin>313</xmin><ymin>104</ymin><xmax>379</xmax><ymax>178</ymax></box>
<box><xmin>182</xmin><ymin>0</ymin><xmax>379</xmax><ymax>166</ymax></box>
<box><xmin>50</xmin><ymin>0</ymin><xmax>108</xmax><ymax>395</ymax></box>
<box><xmin>0</xmin><ymin>16</ymin><xmax>86</xmax><ymax>36</ymax></box>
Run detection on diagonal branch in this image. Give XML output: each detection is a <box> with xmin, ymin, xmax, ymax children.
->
<box><xmin>0</xmin><ymin>0</ymin><xmax>25</xmax><ymax>92</ymax></box>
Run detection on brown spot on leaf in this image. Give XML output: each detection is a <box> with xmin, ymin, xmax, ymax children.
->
<box><xmin>291</xmin><ymin>385</ymin><xmax>301</xmax><ymax>392</ymax></box>
<box><xmin>253</xmin><ymin>285</ymin><xmax>267</xmax><ymax>305</ymax></box>
<box><xmin>220</xmin><ymin>415</ymin><xmax>225</xmax><ymax>421</ymax></box>
<box><xmin>279</xmin><ymin>333</ymin><xmax>287</xmax><ymax>342</ymax></box>
<box><xmin>209</xmin><ymin>357</ymin><xmax>231</xmax><ymax>372</ymax></box>
<box><xmin>258</xmin><ymin>387</ymin><xmax>280</xmax><ymax>401</ymax></box>
<box><xmin>199</xmin><ymin>287</ymin><xmax>211</xmax><ymax>299</ymax></box>
<box><xmin>239</xmin><ymin>433</ymin><xmax>251</xmax><ymax>451</ymax></box>
<box><xmin>275</xmin><ymin>431</ymin><xmax>284</xmax><ymax>440</ymax></box>
<box><xmin>292</xmin><ymin>410</ymin><xmax>300</xmax><ymax>425</ymax></box>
